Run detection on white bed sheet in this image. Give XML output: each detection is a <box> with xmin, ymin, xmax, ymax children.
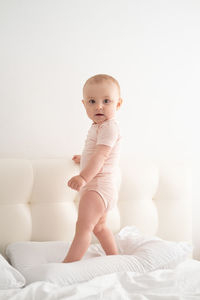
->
<box><xmin>0</xmin><ymin>259</ymin><xmax>200</xmax><ymax>300</ymax></box>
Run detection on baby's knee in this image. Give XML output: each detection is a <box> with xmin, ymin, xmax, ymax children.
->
<box><xmin>93</xmin><ymin>222</ymin><xmax>106</xmax><ymax>235</ymax></box>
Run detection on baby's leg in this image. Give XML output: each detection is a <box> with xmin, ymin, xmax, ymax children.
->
<box><xmin>62</xmin><ymin>190</ymin><xmax>105</xmax><ymax>263</ymax></box>
<box><xmin>93</xmin><ymin>213</ymin><xmax>118</xmax><ymax>255</ymax></box>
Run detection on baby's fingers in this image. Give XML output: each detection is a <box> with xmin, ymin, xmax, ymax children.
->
<box><xmin>68</xmin><ymin>181</ymin><xmax>75</xmax><ymax>190</ymax></box>
<box><xmin>72</xmin><ymin>155</ymin><xmax>78</xmax><ymax>160</ymax></box>
<box><xmin>67</xmin><ymin>179</ymin><xmax>78</xmax><ymax>191</ymax></box>
<box><xmin>67</xmin><ymin>179</ymin><xmax>72</xmax><ymax>188</ymax></box>
<box><xmin>72</xmin><ymin>156</ymin><xmax>80</xmax><ymax>164</ymax></box>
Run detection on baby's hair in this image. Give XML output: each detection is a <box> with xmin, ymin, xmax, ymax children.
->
<box><xmin>83</xmin><ymin>74</ymin><xmax>121</xmax><ymax>96</ymax></box>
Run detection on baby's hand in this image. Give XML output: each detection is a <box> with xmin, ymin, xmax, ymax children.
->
<box><xmin>67</xmin><ymin>175</ymin><xmax>86</xmax><ymax>192</ymax></box>
<box><xmin>72</xmin><ymin>155</ymin><xmax>81</xmax><ymax>164</ymax></box>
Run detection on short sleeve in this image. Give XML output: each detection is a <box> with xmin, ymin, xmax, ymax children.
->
<box><xmin>96</xmin><ymin>120</ymin><xmax>119</xmax><ymax>147</ymax></box>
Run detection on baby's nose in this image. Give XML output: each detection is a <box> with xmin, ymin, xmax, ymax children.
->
<box><xmin>96</xmin><ymin>103</ymin><xmax>103</xmax><ymax>109</ymax></box>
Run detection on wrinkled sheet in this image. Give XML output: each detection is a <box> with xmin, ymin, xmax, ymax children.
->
<box><xmin>0</xmin><ymin>259</ymin><xmax>200</xmax><ymax>300</ymax></box>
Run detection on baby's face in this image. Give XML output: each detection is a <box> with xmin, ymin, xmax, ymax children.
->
<box><xmin>82</xmin><ymin>81</ymin><xmax>122</xmax><ymax>124</ymax></box>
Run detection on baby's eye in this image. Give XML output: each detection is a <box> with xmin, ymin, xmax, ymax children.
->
<box><xmin>104</xmin><ymin>99</ymin><xmax>110</xmax><ymax>104</ymax></box>
<box><xmin>89</xmin><ymin>99</ymin><xmax>95</xmax><ymax>104</ymax></box>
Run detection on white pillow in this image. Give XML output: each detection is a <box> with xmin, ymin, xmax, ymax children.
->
<box><xmin>0</xmin><ymin>254</ymin><xmax>25</xmax><ymax>289</ymax></box>
<box><xmin>5</xmin><ymin>241</ymin><xmax>104</xmax><ymax>273</ymax></box>
<box><xmin>6</xmin><ymin>226</ymin><xmax>192</xmax><ymax>286</ymax></box>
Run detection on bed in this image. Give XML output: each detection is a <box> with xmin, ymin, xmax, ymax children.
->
<box><xmin>0</xmin><ymin>156</ymin><xmax>199</xmax><ymax>300</ymax></box>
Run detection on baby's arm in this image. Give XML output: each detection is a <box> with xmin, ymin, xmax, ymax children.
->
<box><xmin>79</xmin><ymin>144</ymin><xmax>111</xmax><ymax>183</ymax></box>
<box><xmin>67</xmin><ymin>145</ymin><xmax>110</xmax><ymax>191</ymax></box>
<box><xmin>68</xmin><ymin>146</ymin><xmax>110</xmax><ymax>191</ymax></box>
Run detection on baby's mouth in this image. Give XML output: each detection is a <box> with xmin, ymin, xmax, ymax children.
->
<box><xmin>95</xmin><ymin>113</ymin><xmax>104</xmax><ymax>116</ymax></box>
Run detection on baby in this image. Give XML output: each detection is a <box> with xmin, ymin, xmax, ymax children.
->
<box><xmin>62</xmin><ymin>74</ymin><xmax>123</xmax><ymax>263</ymax></box>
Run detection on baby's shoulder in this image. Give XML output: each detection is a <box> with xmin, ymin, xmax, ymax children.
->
<box><xmin>98</xmin><ymin>119</ymin><xmax>121</xmax><ymax>137</ymax></box>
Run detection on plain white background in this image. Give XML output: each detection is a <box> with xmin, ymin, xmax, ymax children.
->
<box><xmin>0</xmin><ymin>0</ymin><xmax>199</xmax><ymax>258</ymax></box>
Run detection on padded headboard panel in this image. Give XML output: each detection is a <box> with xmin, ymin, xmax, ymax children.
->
<box><xmin>0</xmin><ymin>157</ymin><xmax>192</xmax><ymax>256</ymax></box>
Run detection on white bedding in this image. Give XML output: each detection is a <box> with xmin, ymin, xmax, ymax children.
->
<box><xmin>1</xmin><ymin>259</ymin><xmax>200</xmax><ymax>300</ymax></box>
<box><xmin>6</xmin><ymin>226</ymin><xmax>192</xmax><ymax>286</ymax></box>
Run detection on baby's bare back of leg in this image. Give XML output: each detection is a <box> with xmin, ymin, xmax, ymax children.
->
<box><xmin>63</xmin><ymin>190</ymin><xmax>106</xmax><ymax>263</ymax></box>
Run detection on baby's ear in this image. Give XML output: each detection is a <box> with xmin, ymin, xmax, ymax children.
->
<box><xmin>117</xmin><ymin>98</ymin><xmax>123</xmax><ymax>109</ymax></box>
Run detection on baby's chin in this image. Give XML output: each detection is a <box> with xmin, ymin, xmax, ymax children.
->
<box><xmin>92</xmin><ymin>114</ymin><xmax>107</xmax><ymax>124</ymax></box>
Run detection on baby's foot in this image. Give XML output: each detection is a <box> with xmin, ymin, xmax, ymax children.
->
<box><xmin>62</xmin><ymin>260</ymin><xmax>67</xmax><ymax>263</ymax></box>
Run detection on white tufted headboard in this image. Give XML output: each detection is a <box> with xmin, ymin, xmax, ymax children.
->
<box><xmin>0</xmin><ymin>157</ymin><xmax>192</xmax><ymax>257</ymax></box>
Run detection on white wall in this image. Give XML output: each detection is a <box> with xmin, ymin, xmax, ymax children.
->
<box><xmin>0</xmin><ymin>0</ymin><xmax>199</xmax><ymax>257</ymax></box>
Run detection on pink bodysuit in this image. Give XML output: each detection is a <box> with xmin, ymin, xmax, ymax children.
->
<box><xmin>80</xmin><ymin>117</ymin><xmax>121</xmax><ymax>212</ymax></box>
